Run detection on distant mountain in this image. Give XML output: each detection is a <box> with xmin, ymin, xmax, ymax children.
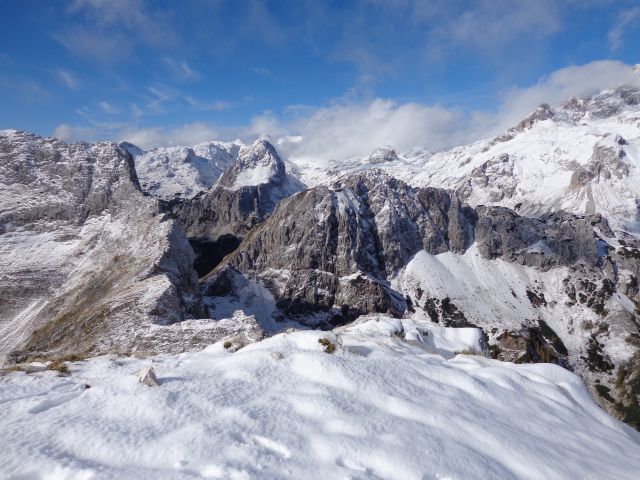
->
<box><xmin>295</xmin><ymin>87</ymin><xmax>640</xmax><ymax>236</ymax></box>
<box><xmin>121</xmin><ymin>139</ymin><xmax>243</xmax><ymax>199</ymax></box>
<box><xmin>0</xmin><ymin>130</ymin><xmax>251</xmax><ymax>364</ymax></box>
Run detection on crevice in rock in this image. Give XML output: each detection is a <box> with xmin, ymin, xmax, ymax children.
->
<box><xmin>190</xmin><ymin>234</ymin><xmax>242</xmax><ymax>278</ymax></box>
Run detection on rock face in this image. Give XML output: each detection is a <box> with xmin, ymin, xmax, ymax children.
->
<box><xmin>209</xmin><ymin>170</ymin><xmax>613</xmax><ymax>320</ymax></box>
<box><xmin>203</xmin><ymin>168</ymin><xmax>639</xmax><ymax>423</ymax></box>
<box><xmin>168</xmin><ymin>139</ymin><xmax>304</xmax><ymax>242</ymax></box>
<box><xmin>0</xmin><ymin>130</ymin><xmax>207</xmax><ymax>364</ymax></box>
<box><xmin>212</xmin><ymin>170</ymin><xmax>476</xmax><ymax>323</ymax></box>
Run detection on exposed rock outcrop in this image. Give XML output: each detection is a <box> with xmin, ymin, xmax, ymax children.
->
<box><xmin>209</xmin><ymin>170</ymin><xmax>610</xmax><ymax>320</ymax></box>
<box><xmin>0</xmin><ymin>130</ymin><xmax>208</xmax><ymax>364</ymax></box>
<box><xmin>166</xmin><ymin>139</ymin><xmax>305</xmax><ymax>242</ymax></box>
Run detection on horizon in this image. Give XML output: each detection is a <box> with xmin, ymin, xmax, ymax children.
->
<box><xmin>2</xmin><ymin>1</ymin><xmax>640</xmax><ymax>161</ymax></box>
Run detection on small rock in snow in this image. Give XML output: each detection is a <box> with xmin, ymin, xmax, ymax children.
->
<box><xmin>137</xmin><ymin>366</ymin><xmax>160</xmax><ymax>386</ymax></box>
<box><xmin>271</xmin><ymin>351</ymin><xmax>284</xmax><ymax>360</ymax></box>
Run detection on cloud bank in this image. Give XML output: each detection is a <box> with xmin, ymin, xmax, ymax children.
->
<box><xmin>53</xmin><ymin>60</ymin><xmax>640</xmax><ymax>163</ymax></box>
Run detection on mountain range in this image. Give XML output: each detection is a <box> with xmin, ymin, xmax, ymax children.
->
<box><xmin>1</xmin><ymin>86</ymin><xmax>639</xmax><ymax>433</ymax></box>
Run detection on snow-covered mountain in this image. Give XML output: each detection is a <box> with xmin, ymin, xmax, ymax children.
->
<box><xmin>1</xmin><ymin>86</ymin><xmax>639</xmax><ymax>460</ymax></box>
<box><xmin>122</xmin><ymin>140</ymin><xmax>243</xmax><ymax>199</ymax></box>
<box><xmin>166</xmin><ymin>138</ymin><xmax>305</xmax><ymax>256</ymax></box>
<box><xmin>296</xmin><ymin>87</ymin><xmax>640</xmax><ymax>235</ymax></box>
<box><xmin>0</xmin><ymin>130</ymin><xmax>259</xmax><ymax>364</ymax></box>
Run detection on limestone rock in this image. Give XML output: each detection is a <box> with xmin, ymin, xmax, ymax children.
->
<box><xmin>137</xmin><ymin>366</ymin><xmax>160</xmax><ymax>386</ymax></box>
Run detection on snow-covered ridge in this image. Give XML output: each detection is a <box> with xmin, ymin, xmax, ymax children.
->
<box><xmin>122</xmin><ymin>139</ymin><xmax>243</xmax><ymax>199</ymax></box>
<box><xmin>289</xmin><ymin>87</ymin><xmax>640</xmax><ymax>235</ymax></box>
<box><xmin>1</xmin><ymin>316</ymin><xmax>639</xmax><ymax>479</ymax></box>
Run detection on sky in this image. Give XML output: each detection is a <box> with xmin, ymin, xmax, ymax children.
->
<box><xmin>1</xmin><ymin>0</ymin><xmax>640</xmax><ymax>162</ymax></box>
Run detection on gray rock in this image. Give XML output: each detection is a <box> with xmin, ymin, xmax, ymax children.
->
<box><xmin>137</xmin><ymin>366</ymin><xmax>160</xmax><ymax>386</ymax></box>
<box><xmin>167</xmin><ymin>139</ymin><xmax>304</xmax><ymax>242</ymax></box>
<box><xmin>0</xmin><ymin>130</ymin><xmax>207</xmax><ymax>362</ymax></box>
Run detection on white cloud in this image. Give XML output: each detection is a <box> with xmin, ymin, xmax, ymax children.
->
<box><xmin>471</xmin><ymin>59</ymin><xmax>640</xmax><ymax>138</ymax></box>
<box><xmin>277</xmin><ymin>99</ymin><xmax>464</xmax><ymax>163</ymax></box>
<box><xmin>163</xmin><ymin>58</ymin><xmax>200</xmax><ymax>80</ymax></box>
<box><xmin>53</xmin><ymin>124</ymin><xmax>96</xmax><ymax>142</ymax></box>
<box><xmin>65</xmin><ymin>60</ymin><xmax>640</xmax><ymax>161</ymax></box>
<box><xmin>58</xmin><ymin>0</ymin><xmax>175</xmax><ymax>63</ymax></box>
<box><xmin>185</xmin><ymin>96</ymin><xmax>233</xmax><ymax>111</ymax></box>
<box><xmin>118</xmin><ymin>122</ymin><xmax>222</xmax><ymax>150</ymax></box>
<box><xmin>99</xmin><ymin>101</ymin><xmax>120</xmax><ymax>114</ymax></box>
<box><xmin>54</xmin><ymin>69</ymin><xmax>79</xmax><ymax>91</ymax></box>
<box><xmin>426</xmin><ymin>0</ymin><xmax>562</xmax><ymax>61</ymax></box>
<box><xmin>608</xmin><ymin>6</ymin><xmax>640</xmax><ymax>51</ymax></box>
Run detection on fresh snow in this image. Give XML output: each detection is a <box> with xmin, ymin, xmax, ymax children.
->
<box><xmin>394</xmin><ymin>245</ymin><xmax>638</xmax><ymax>373</ymax></box>
<box><xmin>288</xmin><ymin>91</ymin><xmax>640</xmax><ymax>234</ymax></box>
<box><xmin>1</xmin><ymin>316</ymin><xmax>639</xmax><ymax>479</ymax></box>
<box><xmin>229</xmin><ymin>163</ymin><xmax>279</xmax><ymax>190</ymax></box>
<box><xmin>130</xmin><ymin>141</ymin><xmax>242</xmax><ymax>199</ymax></box>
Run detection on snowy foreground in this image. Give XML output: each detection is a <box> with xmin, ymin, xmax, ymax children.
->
<box><xmin>1</xmin><ymin>316</ymin><xmax>640</xmax><ymax>480</ymax></box>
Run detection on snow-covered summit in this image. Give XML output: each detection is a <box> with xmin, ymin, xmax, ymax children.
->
<box><xmin>290</xmin><ymin>87</ymin><xmax>640</xmax><ymax>235</ymax></box>
<box><xmin>218</xmin><ymin>138</ymin><xmax>288</xmax><ymax>190</ymax></box>
<box><xmin>124</xmin><ymin>139</ymin><xmax>243</xmax><ymax>199</ymax></box>
<box><xmin>367</xmin><ymin>145</ymin><xmax>399</xmax><ymax>164</ymax></box>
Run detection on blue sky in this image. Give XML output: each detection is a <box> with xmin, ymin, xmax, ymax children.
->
<box><xmin>1</xmin><ymin>0</ymin><xmax>640</xmax><ymax>159</ymax></box>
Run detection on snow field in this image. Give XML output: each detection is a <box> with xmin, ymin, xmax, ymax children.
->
<box><xmin>1</xmin><ymin>316</ymin><xmax>639</xmax><ymax>479</ymax></box>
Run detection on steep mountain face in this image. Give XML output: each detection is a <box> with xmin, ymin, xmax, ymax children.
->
<box><xmin>210</xmin><ymin>171</ymin><xmax>473</xmax><ymax>320</ymax></box>
<box><xmin>205</xmin><ymin>169</ymin><xmax>639</xmax><ymax>422</ymax></box>
<box><xmin>0</xmin><ymin>130</ymin><xmax>222</xmax><ymax>364</ymax></box>
<box><xmin>121</xmin><ymin>140</ymin><xmax>242</xmax><ymax>199</ymax></box>
<box><xmin>159</xmin><ymin>139</ymin><xmax>305</xmax><ymax>276</ymax></box>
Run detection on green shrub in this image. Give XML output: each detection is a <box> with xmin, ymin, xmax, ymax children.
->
<box><xmin>318</xmin><ymin>338</ymin><xmax>336</xmax><ymax>354</ymax></box>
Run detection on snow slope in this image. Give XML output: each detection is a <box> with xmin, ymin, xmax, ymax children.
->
<box><xmin>127</xmin><ymin>140</ymin><xmax>243</xmax><ymax>199</ymax></box>
<box><xmin>1</xmin><ymin>316</ymin><xmax>639</xmax><ymax>479</ymax></box>
<box><xmin>394</xmin><ymin>245</ymin><xmax>639</xmax><ymax>386</ymax></box>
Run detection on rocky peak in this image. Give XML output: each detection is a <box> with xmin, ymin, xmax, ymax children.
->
<box><xmin>492</xmin><ymin>104</ymin><xmax>555</xmax><ymax>144</ymax></box>
<box><xmin>167</xmin><ymin>138</ymin><xmax>304</xmax><ymax>247</ymax></box>
<box><xmin>517</xmin><ymin>103</ymin><xmax>554</xmax><ymax>131</ymax></box>
<box><xmin>367</xmin><ymin>145</ymin><xmax>399</xmax><ymax>164</ymax></box>
<box><xmin>119</xmin><ymin>141</ymin><xmax>144</xmax><ymax>158</ymax></box>
<box><xmin>218</xmin><ymin>138</ymin><xmax>286</xmax><ymax>190</ymax></box>
<box><xmin>557</xmin><ymin>86</ymin><xmax>640</xmax><ymax>120</ymax></box>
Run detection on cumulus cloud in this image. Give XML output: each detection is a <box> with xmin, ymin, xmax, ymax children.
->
<box><xmin>64</xmin><ymin>60</ymin><xmax>640</xmax><ymax>161</ymax></box>
<box><xmin>278</xmin><ymin>60</ymin><xmax>640</xmax><ymax>163</ymax></box>
<box><xmin>472</xmin><ymin>59</ymin><xmax>640</xmax><ymax>138</ymax></box>
<box><xmin>278</xmin><ymin>100</ymin><xmax>464</xmax><ymax>163</ymax></box>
